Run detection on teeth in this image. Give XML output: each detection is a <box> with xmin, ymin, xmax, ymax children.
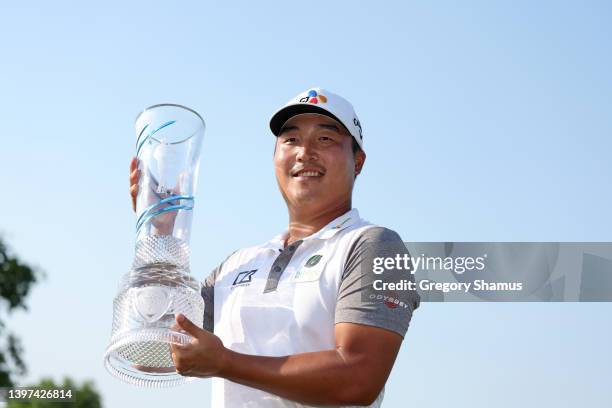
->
<box><xmin>297</xmin><ymin>171</ymin><xmax>321</xmax><ymax>177</ymax></box>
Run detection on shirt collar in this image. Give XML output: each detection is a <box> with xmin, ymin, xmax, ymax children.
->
<box><xmin>261</xmin><ymin>208</ymin><xmax>361</xmax><ymax>251</ymax></box>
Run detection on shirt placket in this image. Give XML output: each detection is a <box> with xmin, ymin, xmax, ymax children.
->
<box><xmin>263</xmin><ymin>240</ymin><xmax>304</xmax><ymax>293</ymax></box>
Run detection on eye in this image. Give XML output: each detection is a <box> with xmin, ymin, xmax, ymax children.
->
<box><xmin>283</xmin><ymin>137</ymin><xmax>297</xmax><ymax>144</ymax></box>
<box><xmin>319</xmin><ymin>136</ymin><xmax>333</xmax><ymax>142</ymax></box>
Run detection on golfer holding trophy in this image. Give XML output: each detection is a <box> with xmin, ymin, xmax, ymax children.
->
<box><xmin>105</xmin><ymin>89</ymin><xmax>419</xmax><ymax>407</ymax></box>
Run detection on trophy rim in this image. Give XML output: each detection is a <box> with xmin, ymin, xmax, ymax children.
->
<box><xmin>104</xmin><ymin>328</ymin><xmax>197</xmax><ymax>387</ymax></box>
<box><xmin>134</xmin><ymin>103</ymin><xmax>206</xmax><ymax>128</ymax></box>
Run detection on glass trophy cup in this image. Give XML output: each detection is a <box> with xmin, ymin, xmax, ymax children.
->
<box><xmin>104</xmin><ymin>104</ymin><xmax>205</xmax><ymax>387</ymax></box>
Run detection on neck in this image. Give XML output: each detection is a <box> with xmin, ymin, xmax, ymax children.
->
<box><xmin>285</xmin><ymin>200</ymin><xmax>352</xmax><ymax>246</ymax></box>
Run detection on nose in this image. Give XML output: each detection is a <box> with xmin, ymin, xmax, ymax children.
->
<box><xmin>296</xmin><ymin>141</ymin><xmax>317</xmax><ymax>162</ymax></box>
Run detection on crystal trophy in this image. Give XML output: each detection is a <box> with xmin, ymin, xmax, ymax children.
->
<box><xmin>104</xmin><ymin>104</ymin><xmax>205</xmax><ymax>387</ymax></box>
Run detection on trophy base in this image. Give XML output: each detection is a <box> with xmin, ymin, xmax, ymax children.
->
<box><xmin>104</xmin><ymin>262</ymin><xmax>204</xmax><ymax>387</ymax></box>
<box><xmin>104</xmin><ymin>328</ymin><xmax>197</xmax><ymax>387</ymax></box>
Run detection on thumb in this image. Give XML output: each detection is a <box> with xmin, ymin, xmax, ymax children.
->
<box><xmin>176</xmin><ymin>313</ymin><xmax>202</xmax><ymax>337</ymax></box>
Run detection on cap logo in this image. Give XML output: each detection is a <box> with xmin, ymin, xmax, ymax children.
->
<box><xmin>299</xmin><ymin>89</ymin><xmax>327</xmax><ymax>105</ymax></box>
<box><xmin>353</xmin><ymin>117</ymin><xmax>363</xmax><ymax>139</ymax></box>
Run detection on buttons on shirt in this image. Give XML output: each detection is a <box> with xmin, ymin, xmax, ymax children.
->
<box><xmin>264</xmin><ymin>240</ymin><xmax>304</xmax><ymax>293</ymax></box>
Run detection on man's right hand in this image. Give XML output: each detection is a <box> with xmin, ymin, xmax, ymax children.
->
<box><xmin>129</xmin><ymin>156</ymin><xmax>180</xmax><ymax>235</ymax></box>
<box><xmin>129</xmin><ymin>157</ymin><xmax>140</xmax><ymax>212</ymax></box>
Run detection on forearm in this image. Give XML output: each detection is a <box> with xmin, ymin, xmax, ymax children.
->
<box><xmin>218</xmin><ymin>347</ymin><xmax>378</xmax><ymax>406</ymax></box>
<box><xmin>172</xmin><ymin>318</ymin><xmax>399</xmax><ymax>405</ymax></box>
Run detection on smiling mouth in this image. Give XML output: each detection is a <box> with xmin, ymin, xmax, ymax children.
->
<box><xmin>292</xmin><ymin>169</ymin><xmax>325</xmax><ymax>178</ymax></box>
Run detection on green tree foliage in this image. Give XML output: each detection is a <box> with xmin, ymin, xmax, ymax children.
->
<box><xmin>0</xmin><ymin>239</ymin><xmax>103</xmax><ymax>407</ymax></box>
<box><xmin>0</xmin><ymin>238</ymin><xmax>38</xmax><ymax>387</ymax></box>
<box><xmin>6</xmin><ymin>377</ymin><xmax>102</xmax><ymax>408</ymax></box>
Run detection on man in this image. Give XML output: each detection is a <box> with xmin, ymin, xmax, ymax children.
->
<box><xmin>129</xmin><ymin>88</ymin><xmax>420</xmax><ymax>407</ymax></box>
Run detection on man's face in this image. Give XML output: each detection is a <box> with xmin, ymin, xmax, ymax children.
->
<box><xmin>274</xmin><ymin>113</ymin><xmax>365</xmax><ymax>212</ymax></box>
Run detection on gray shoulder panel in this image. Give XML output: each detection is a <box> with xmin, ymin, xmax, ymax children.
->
<box><xmin>201</xmin><ymin>250</ymin><xmax>237</xmax><ymax>332</ymax></box>
<box><xmin>336</xmin><ymin>226</ymin><xmax>420</xmax><ymax>337</ymax></box>
<box><xmin>342</xmin><ymin>227</ymin><xmax>404</xmax><ymax>280</ymax></box>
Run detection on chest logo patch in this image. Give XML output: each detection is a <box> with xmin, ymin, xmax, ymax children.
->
<box><xmin>233</xmin><ymin>269</ymin><xmax>257</xmax><ymax>286</ymax></box>
<box><xmin>305</xmin><ymin>255</ymin><xmax>323</xmax><ymax>268</ymax></box>
<box><xmin>294</xmin><ymin>254</ymin><xmax>326</xmax><ymax>282</ymax></box>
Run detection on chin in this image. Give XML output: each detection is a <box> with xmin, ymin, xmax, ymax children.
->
<box><xmin>290</xmin><ymin>191</ymin><xmax>323</xmax><ymax>205</ymax></box>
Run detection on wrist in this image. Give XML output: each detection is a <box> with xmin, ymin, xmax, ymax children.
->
<box><xmin>217</xmin><ymin>343</ymin><xmax>234</xmax><ymax>378</ymax></box>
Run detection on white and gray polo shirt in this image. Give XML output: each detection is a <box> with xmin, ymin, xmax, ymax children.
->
<box><xmin>201</xmin><ymin>208</ymin><xmax>420</xmax><ymax>407</ymax></box>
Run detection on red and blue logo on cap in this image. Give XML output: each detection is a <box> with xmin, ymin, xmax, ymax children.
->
<box><xmin>299</xmin><ymin>89</ymin><xmax>327</xmax><ymax>104</ymax></box>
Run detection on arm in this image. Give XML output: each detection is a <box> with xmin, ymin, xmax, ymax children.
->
<box><xmin>172</xmin><ymin>316</ymin><xmax>401</xmax><ymax>406</ymax></box>
<box><xmin>171</xmin><ymin>227</ymin><xmax>419</xmax><ymax>405</ymax></box>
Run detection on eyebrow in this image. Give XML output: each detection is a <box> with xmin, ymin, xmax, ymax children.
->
<box><xmin>317</xmin><ymin>123</ymin><xmax>341</xmax><ymax>133</ymax></box>
<box><xmin>278</xmin><ymin>125</ymin><xmax>298</xmax><ymax>135</ymax></box>
<box><xmin>278</xmin><ymin>123</ymin><xmax>342</xmax><ymax>135</ymax></box>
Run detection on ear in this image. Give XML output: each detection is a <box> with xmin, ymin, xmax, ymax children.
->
<box><xmin>354</xmin><ymin>150</ymin><xmax>366</xmax><ymax>176</ymax></box>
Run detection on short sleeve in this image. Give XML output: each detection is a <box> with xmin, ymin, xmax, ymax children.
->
<box><xmin>200</xmin><ymin>267</ymin><xmax>218</xmax><ymax>333</ymax></box>
<box><xmin>335</xmin><ymin>227</ymin><xmax>420</xmax><ymax>337</ymax></box>
<box><xmin>200</xmin><ymin>251</ymin><xmax>236</xmax><ymax>332</ymax></box>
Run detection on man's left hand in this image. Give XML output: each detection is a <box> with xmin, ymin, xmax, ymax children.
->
<box><xmin>170</xmin><ymin>313</ymin><xmax>228</xmax><ymax>378</ymax></box>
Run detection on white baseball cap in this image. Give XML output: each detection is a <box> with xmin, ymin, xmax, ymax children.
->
<box><xmin>269</xmin><ymin>87</ymin><xmax>364</xmax><ymax>150</ymax></box>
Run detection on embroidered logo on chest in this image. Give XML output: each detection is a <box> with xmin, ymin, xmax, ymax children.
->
<box><xmin>293</xmin><ymin>254</ymin><xmax>326</xmax><ymax>283</ymax></box>
<box><xmin>232</xmin><ymin>269</ymin><xmax>258</xmax><ymax>287</ymax></box>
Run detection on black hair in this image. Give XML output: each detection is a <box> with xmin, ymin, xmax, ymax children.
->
<box><xmin>351</xmin><ymin>137</ymin><xmax>362</xmax><ymax>155</ymax></box>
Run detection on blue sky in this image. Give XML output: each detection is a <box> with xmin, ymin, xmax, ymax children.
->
<box><xmin>1</xmin><ymin>1</ymin><xmax>611</xmax><ymax>407</ymax></box>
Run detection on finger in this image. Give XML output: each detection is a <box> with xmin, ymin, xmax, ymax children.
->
<box><xmin>176</xmin><ymin>314</ymin><xmax>202</xmax><ymax>338</ymax></box>
<box><xmin>129</xmin><ymin>169</ymin><xmax>140</xmax><ymax>185</ymax></box>
<box><xmin>170</xmin><ymin>341</ymin><xmax>188</xmax><ymax>353</ymax></box>
<box><xmin>171</xmin><ymin>323</ymin><xmax>195</xmax><ymax>350</ymax></box>
<box><xmin>130</xmin><ymin>157</ymin><xmax>138</xmax><ymax>172</ymax></box>
<box><xmin>130</xmin><ymin>185</ymin><xmax>138</xmax><ymax>212</ymax></box>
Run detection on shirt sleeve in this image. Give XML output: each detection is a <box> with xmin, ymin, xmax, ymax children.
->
<box><xmin>335</xmin><ymin>227</ymin><xmax>420</xmax><ymax>337</ymax></box>
<box><xmin>200</xmin><ymin>251</ymin><xmax>236</xmax><ymax>332</ymax></box>
<box><xmin>200</xmin><ymin>267</ymin><xmax>218</xmax><ymax>333</ymax></box>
